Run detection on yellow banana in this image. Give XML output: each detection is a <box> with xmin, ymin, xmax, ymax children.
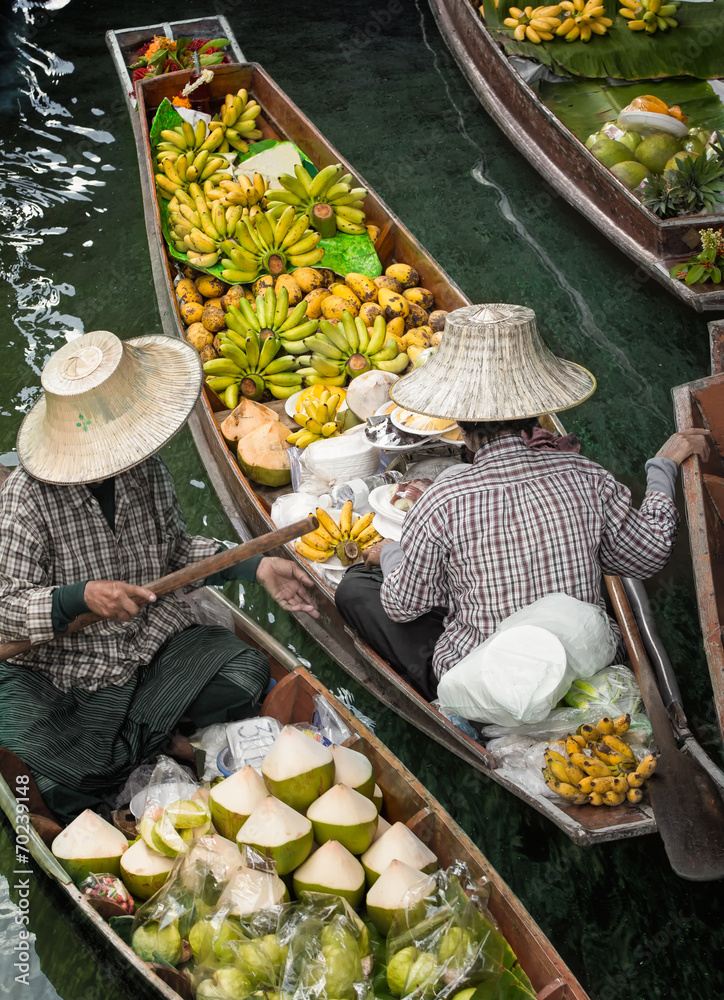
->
<box><xmin>569</xmin><ymin>751</ymin><xmax>590</xmax><ymax>770</ymax></box>
<box><xmin>301</xmin><ymin>530</ymin><xmax>335</xmax><ymax>552</ymax></box>
<box><xmin>612</xmin><ymin>714</ymin><xmax>631</xmax><ymax>736</ymax></box>
<box><xmin>295</xmin><ymin>539</ymin><xmax>333</xmax><ymax>562</ymax></box>
<box><xmin>601</xmin><ymin>735</ymin><xmax>637</xmax><ymax>762</ymax></box>
<box><xmin>357</xmin><ymin>524</ymin><xmax>383</xmax><ymax>548</ymax></box>
<box><xmin>350</xmin><ymin>512</ymin><xmax>375</xmax><ymax>539</ymax></box>
<box><xmin>626</xmin><ymin>787</ymin><xmax>643</xmax><ymax>804</ymax></box>
<box><xmin>588</xmin><ymin>792</ymin><xmax>605</xmax><ymax>807</ymax></box>
<box><xmin>566</xmin><ymin>764</ymin><xmax>585</xmax><ymax>784</ymax></box>
<box><xmin>580</xmin><ymin>757</ymin><xmax>612</xmax><ymax>777</ymax></box>
<box><xmin>595</xmin><ymin>717</ymin><xmax>614</xmax><ymax>736</ymax></box>
<box><xmin>338</xmin><ymin>500</ymin><xmax>354</xmax><ymax>537</ymax></box>
<box><xmin>636</xmin><ymin>754</ymin><xmax>658</xmax><ymax>779</ymax></box>
<box><xmin>626</xmin><ymin>770</ymin><xmax>645</xmax><ymax>788</ymax></box>
<box><xmin>565</xmin><ymin>734</ymin><xmax>586</xmax><ymax>756</ymax></box>
<box><xmin>611</xmin><ymin>775</ymin><xmax>629</xmax><ymax>794</ymax></box>
<box><xmin>316</xmin><ymin>507</ymin><xmax>343</xmax><ymax>541</ymax></box>
<box><xmin>603</xmin><ymin>790</ymin><xmax>626</xmax><ymax>807</ymax></box>
<box><xmin>577</xmin><ymin>723</ymin><xmax>601</xmax><ymax>743</ymax></box>
<box><xmin>588</xmin><ymin>775</ymin><xmax>615</xmax><ymax>793</ymax></box>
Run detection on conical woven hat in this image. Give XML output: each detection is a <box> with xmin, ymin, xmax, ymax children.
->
<box><xmin>390</xmin><ymin>303</ymin><xmax>596</xmax><ymax>421</ymax></box>
<box><xmin>16</xmin><ymin>330</ymin><xmax>203</xmax><ymax>484</ymax></box>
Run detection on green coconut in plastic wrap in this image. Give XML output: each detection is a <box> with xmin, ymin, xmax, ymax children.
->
<box><xmin>360</xmin><ymin>821</ymin><xmax>437</xmax><ymax>886</ymax></box>
<box><xmin>236</xmin><ymin>797</ymin><xmax>313</xmax><ymax>875</ymax></box>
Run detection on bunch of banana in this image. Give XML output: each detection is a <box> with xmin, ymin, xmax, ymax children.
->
<box><xmin>294</xmin><ymin>503</ymin><xmax>383</xmax><ymax>565</ymax></box>
<box><xmin>296</xmin><ymin>311</ymin><xmax>409</xmax><ymax>387</ymax></box>
<box><xmin>619</xmin><ymin>0</ymin><xmax>679</xmax><ymax>32</ymax></box>
<box><xmin>503</xmin><ymin>4</ymin><xmax>563</xmax><ymax>41</ymax></box>
<box><xmin>265</xmin><ymin>163</ymin><xmax>368</xmax><ymax>237</ymax></box>
<box><xmin>557</xmin><ymin>0</ymin><xmax>613</xmax><ymax>40</ymax></box>
<box><xmin>218</xmin><ymin>206</ymin><xmax>325</xmax><ymax>284</ymax></box>
<box><xmin>165</xmin><ymin>186</ymin><xmax>241</xmax><ymax>267</ymax></box>
<box><xmin>214</xmin><ymin>88</ymin><xmax>264</xmax><ymax>152</ymax></box>
<box><xmin>287</xmin><ymin>388</ymin><xmax>343</xmax><ymax>449</ymax></box>
<box><xmin>155</xmin><ymin>146</ymin><xmax>232</xmax><ymax>203</ymax></box>
<box><xmin>202</xmin><ymin>322</ymin><xmax>302</xmax><ymax>404</ymax></box>
<box><xmin>225</xmin><ymin>286</ymin><xmax>320</xmax><ymax>357</ymax></box>
<box><xmin>211</xmin><ymin>173</ymin><xmax>268</xmax><ymax>212</ymax></box>
<box><xmin>156</xmin><ymin>119</ymin><xmax>227</xmax><ymax>161</ymax></box>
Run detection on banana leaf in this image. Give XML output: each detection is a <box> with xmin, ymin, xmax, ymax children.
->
<box><xmin>540</xmin><ymin>77</ymin><xmax>724</xmax><ymax>140</ymax></box>
<box><xmin>488</xmin><ymin>0</ymin><xmax>724</xmax><ymax>80</ymax></box>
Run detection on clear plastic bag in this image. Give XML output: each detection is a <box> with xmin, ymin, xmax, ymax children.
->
<box><xmin>226</xmin><ymin>716</ymin><xmax>284</xmax><ymax>773</ymax></box>
<box><xmin>312</xmin><ymin>694</ymin><xmax>353</xmax><ymax>745</ymax></box>
<box><xmin>133</xmin><ymin>755</ymin><xmax>201</xmax><ymax>821</ymax></box>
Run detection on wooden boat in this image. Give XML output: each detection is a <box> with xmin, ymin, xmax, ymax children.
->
<box><xmin>0</xmin><ymin>586</ymin><xmax>589</xmax><ymax>1000</ymax></box>
<box><xmin>103</xmin><ymin>17</ymin><xmax>717</xmax><ymax>847</ymax></box>
<box><xmin>427</xmin><ymin>0</ymin><xmax>724</xmax><ymax>313</ymax></box>
<box><xmin>672</xmin><ymin>317</ymin><xmax>724</xmax><ymax>747</ymax></box>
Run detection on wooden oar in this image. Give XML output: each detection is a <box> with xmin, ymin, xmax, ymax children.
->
<box><xmin>0</xmin><ymin>515</ymin><xmax>318</xmax><ymax>661</ymax></box>
<box><xmin>605</xmin><ymin>574</ymin><xmax>724</xmax><ymax>881</ymax></box>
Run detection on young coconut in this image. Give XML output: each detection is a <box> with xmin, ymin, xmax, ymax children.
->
<box><xmin>209</xmin><ymin>765</ymin><xmax>269</xmax><ymax>840</ymax></box>
<box><xmin>226</xmin><ymin>865</ymin><xmax>290</xmax><ymax>917</ymax></box>
<box><xmin>292</xmin><ymin>839</ymin><xmax>366</xmax><ymax>908</ymax></box>
<box><xmin>306</xmin><ymin>783</ymin><xmax>378</xmax><ymax>856</ymax></box>
<box><xmin>372</xmin><ymin>784</ymin><xmax>384</xmax><ymax>813</ymax></box>
<box><xmin>360</xmin><ymin>821</ymin><xmax>438</xmax><ymax>886</ymax></box>
<box><xmin>236</xmin><ymin>796</ymin><xmax>313</xmax><ymax>875</ymax></box>
<box><xmin>366</xmin><ymin>859</ymin><xmax>436</xmax><ymax>936</ymax></box>
<box><xmin>371</xmin><ymin>814</ymin><xmax>392</xmax><ymax>843</ymax></box>
<box><xmin>261</xmin><ymin>725</ymin><xmax>335</xmax><ymax>812</ymax></box>
<box><xmin>331</xmin><ymin>744</ymin><xmax>376</xmax><ymax>799</ymax></box>
<box><xmin>120</xmin><ymin>838</ymin><xmax>173</xmax><ymax>900</ymax></box>
<box><xmin>51</xmin><ymin>809</ymin><xmax>129</xmax><ymax>884</ymax></box>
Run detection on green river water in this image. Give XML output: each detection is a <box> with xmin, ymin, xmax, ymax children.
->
<box><xmin>0</xmin><ymin>1</ymin><xmax>722</xmax><ymax>997</ymax></box>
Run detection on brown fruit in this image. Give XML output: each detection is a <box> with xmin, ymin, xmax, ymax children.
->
<box><xmin>321</xmin><ymin>295</ymin><xmax>351</xmax><ymax>323</ymax></box>
<box><xmin>377</xmin><ymin>287</ymin><xmax>409</xmax><ymax>321</ymax></box>
<box><xmin>186</xmin><ymin>323</ymin><xmax>214</xmax><ymax>351</ymax></box>
<box><xmin>292</xmin><ymin>267</ymin><xmax>326</xmax><ymax>294</ymax></box>
<box><xmin>404</xmin><ymin>287</ymin><xmax>435</xmax><ymax>311</ymax></box>
<box><xmin>315</xmin><ymin>267</ymin><xmax>336</xmax><ymax>288</ymax></box>
<box><xmin>180</xmin><ymin>300</ymin><xmax>204</xmax><ymax>325</ymax></box>
<box><xmin>202</xmin><ymin>304</ymin><xmax>227</xmax><ymax>333</ymax></box>
<box><xmin>252</xmin><ymin>274</ymin><xmax>275</xmax><ymax>297</ymax></box>
<box><xmin>195</xmin><ymin>275</ymin><xmax>227</xmax><ymax>298</ymax></box>
<box><xmin>329</xmin><ymin>283</ymin><xmax>361</xmax><ymax>314</ymax></box>
<box><xmin>344</xmin><ymin>272</ymin><xmax>378</xmax><ymax>303</ymax></box>
<box><xmin>199</xmin><ymin>344</ymin><xmax>219</xmax><ymax>363</ymax></box>
<box><xmin>275</xmin><ymin>273</ymin><xmax>304</xmax><ymax>306</ymax></box>
<box><xmin>404</xmin><ymin>303</ymin><xmax>429</xmax><ymax>331</ymax></box>
<box><xmin>213</xmin><ymin>334</ymin><xmax>223</xmax><ymax>353</ymax></box>
<box><xmin>206</xmin><ymin>296</ymin><xmax>225</xmax><ymax>311</ymax></box>
<box><xmin>176</xmin><ymin>278</ymin><xmax>202</xmax><ymax>304</ymax></box>
<box><xmin>304</xmin><ymin>288</ymin><xmax>331</xmax><ymax>320</ymax></box>
<box><xmin>221</xmin><ymin>284</ymin><xmax>245</xmax><ymax>312</ymax></box>
<box><xmin>428</xmin><ymin>310</ymin><xmax>448</xmax><ymax>332</ymax></box>
<box><xmin>359</xmin><ymin>302</ymin><xmax>383</xmax><ymax>326</ymax></box>
<box><xmin>374</xmin><ymin>275</ymin><xmax>403</xmax><ymax>295</ymax></box>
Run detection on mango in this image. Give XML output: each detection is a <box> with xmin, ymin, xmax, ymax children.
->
<box><xmin>292</xmin><ymin>267</ymin><xmax>326</xmax><ymax>294</ymax></box>
<box><xmin>428</xmin><ymin>310</ymin><xmax>448</xmax><ymax>332</ymax></box>
<box><xmin>315</xmin><ymin>267</ymin><xmax>336</xmax><ymax>288</ymax></box>
<box><xmin>329</xmin><ymin>283</ymin><xmax>362</xmax><ymax>313</ymax></box>
<box><xmin>180</xmin><ymin>300</ymin><xmax>204</xmax><ymax>325</ymax></box>
<box><xmin>386</xmin><ymin>317</ymin><xmax>405</xmax><ymax>339</ymax></box>
<box><xmin>344</xmin><ymin>272</ymin><xmax>378</xmax><ymax>303</ymax></box>
<box><xmin>304</xmin><ymin>288</ymin><xmax>331</xmax><ymax>319</ymax></box>
<box><xmin>275</xmin><ymin>273</ymin><xmax>304</xmax><ymax>306</ymax></box>
<box><xmin>359</xmin><ymin>302</ymin><xmax>383</xmax><ymax>326</ymax></box>
<box><xmin>176</xmin><ymin>278</ymin><xmax>202</xmax><ymax>304</ymax></box>
<box><xmin>322</xmin><ymin>294</ymin><xmax>356</xmax><ymax>322</ymax></box>
<box><xmin>195</xmin><ymin>275</ymin><xmax>227</xmax><ymax>298</ymax></box>
<box><xmin>404</xmin><ymin>303</ymin><xmax>429</xmax><ymax>330</ymax></box>
<box><xmin>186</xmin><ymin>323</ymin><xmax>214</xmax><ymax>351</ymax></box>
<box><xmin>202</xmin><ymin>304</ymin><xmax>227</xmax><ymax>333</ymax></box>
<box><xmin>366</xmin><ymin>224</ymin><xmax>381</xmax><ymax>244</ymax></box>
<box><xmin>252</xmin><ymin>274</ymin><xmax>275</xmax><ymax>297</ymax></box>
<box><xmin>374</xmin><ymin>275</ymin><xmax>403</xmax><ymax>295</ymax></box>
<box><xmin>385</xmin><ymin>263</ymin><xmax>419</xmax><ymax>289</ymax></box>
<box><xmin>403</xmin><ymin>287</ymin><xmax>435</xmax><ymax>311</ymax></box>
<box><xmin>221</xmin><ymin>285</ymin><xmax>245</xmax><ymax>311</ymax></box>
<box><xmin>378</xmin><ymin>287</ymin><xmax>409</xmax><ymax>321</ymax></box>
<box><xmin>199</xmin><ymin>344</ymin><xmax>219</xmax><ymax>363</ymax></box>
<box><xmin>206</xmin><ymin>297</ymin><xmax>224</xmax><ymax>311</ymax></box>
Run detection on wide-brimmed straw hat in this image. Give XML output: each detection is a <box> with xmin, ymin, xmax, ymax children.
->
<box><xmin>390</xmin><ymin>303</ymin><xmax>596</xmax><ymax>421</ymax></box>
<box><xmin>16</xmin><ymin>330</ymin><xmax>203</xmax><ymax>484</ymax></box>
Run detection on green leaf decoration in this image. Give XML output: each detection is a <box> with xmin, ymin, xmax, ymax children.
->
<box><xmin>539</xmin><ymin>77</ymin><xmax>724</xmax><ymax>142</ymax></box>
<box><xmin>489</xmin><ymin>0</ymin><xmax>724</xmax><ymax>80</ymax></box>
<box><xmin>201</xmin><ymin>37</ymin><xmax>230</xmax><ymax>50</ymax></box>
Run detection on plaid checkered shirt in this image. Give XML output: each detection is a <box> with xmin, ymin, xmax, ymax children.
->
<box><xmin>380</xmin><ymin>435</ymin><xmax>680</xmax><ymax>680</ymax></box>
<box><xmin>0</xmin><ymin>456</ymin><xmax>219</xmax><ymax>692</ymax></box>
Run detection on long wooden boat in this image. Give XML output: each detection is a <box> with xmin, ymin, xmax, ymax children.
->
<box><xmin>672</xmin><ymin>318</ymin><xmax>724</xmax><ymax>746</ymax></box>
<box><xmin>428</xmin><ymin>0</ymin><xmax>724</xmax><ymax>313</ymax></box>
<box><xmin>103</xmin><ymin>17</ymin><xmax>718</xmax><ymax>847</ymax></box>
<box><xmin>0</xmin><ymin>586</ymin><xmax>589</xmax><ymax>1000</ymax></box>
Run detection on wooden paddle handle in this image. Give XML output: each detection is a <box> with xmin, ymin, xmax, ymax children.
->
<box><xmin>0</xmin><ymin>515</ymin><xmax>318</xmax><ymax>661</ymax></box>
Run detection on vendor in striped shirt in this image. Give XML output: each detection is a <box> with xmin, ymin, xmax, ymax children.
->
<box><xmin>0</xmin><ymin>331</ymin><xmax>317</xmax><ymax>827</ymax></box>
<box><xmin>335</xmin><ymin>304</ymin><xmax>709</xmax><ymax>702</ymax></box>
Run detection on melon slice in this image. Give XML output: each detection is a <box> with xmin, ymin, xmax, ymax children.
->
<box><xmin>237</xmin><ymin>420</ymin><xmax>291</xmax><ymax>487</ymax></box>
<box><xmin>236</xmin><ymin>796</ymin><xmax>313</xmax><ymax>875</ymax></box>
<box><xmin>226</xmin><ymin>865</ymin><xmax>290</xmax><ymax>916</ymax></box>
<box><xmin>261</xmin><ymin>725</ymin><xmax>335</xmax><ymax>812</ymax></box>
<box><xmin>210</xmin><ymin>766</ymin><xmax>269</xmax><ymax>840</ymax></box>
<box><xmin>366</xmin><ymin>859</ymin><xmax>436</xmax><ymax>936</ymax></box>
<box><xmin>221</xmin><ymin>398</ymin><xmax>279</xmax><ymax>445</ymax></box>
<box><xmin>360</xmin><ymin>822</ymin><xmax>438</xmax><ymax>886</ymax></box>
<box><xmin>306</xmin><ymin>783</ymin><xmax>378</xmax><ymax>855</ymax></box>
<box><xmin>292</xmin><ymin>839</ymin><xmax>366</xmax><ymax>907</ymax></box>
<box><xmin>332</xmin><ymin>744</ymin><xmax>375</xmax><ymax>798</ymax></box>
<box><xmin>120</xmin><ymin>839</ymin><xmax>173</xmax><ymax>900</ymax></box>
<box><xmin>51</xmin><ymin>809</ymin><xmax>129</xmax><ymax>884</ymax></box>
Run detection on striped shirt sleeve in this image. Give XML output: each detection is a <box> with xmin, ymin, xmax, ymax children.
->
<box><xmin>598</xmin><ymin>472</ymin><xmax>680</xmax><ymax>578</ymax></box>
<box><xmin>0</xmin><ymin>506</ymin><xmax>57</xmax><ymax>646</ymax></box>
<box><xmin>380</xmin><ymin>500</ymin><xmax>449</xmax><ymax>622</ymax></box>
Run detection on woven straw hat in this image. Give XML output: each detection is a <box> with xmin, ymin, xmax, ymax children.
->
<box><xmin>16</xmin><ymin>330</ymin><xmax>203</xmax><ymax>484</ymax></box>
<box><xmin>390</xmin><ymin>303</ymin><xmax>596</xmax><ymax>421</ymax></box>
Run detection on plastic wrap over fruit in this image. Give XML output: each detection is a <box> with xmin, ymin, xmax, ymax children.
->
<box><xmin>382</xmin><ymin>864</ymin><xmax>535</xmax><ymax>999</ymax></box>
<box><xmin>79</xmin><ymin>873</ymin><xmax>134</xmax><ymax>915</ymax></box>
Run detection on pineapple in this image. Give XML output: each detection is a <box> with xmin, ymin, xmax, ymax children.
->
<box><xmin>638</xmin><ymin>174</ymin><xmax>676</xmax><ymax>219</ymax></box>
<box><xmin>667</xmin><ymin>155</ymin><xmax>724</xmax><ymax>216</ymax></box>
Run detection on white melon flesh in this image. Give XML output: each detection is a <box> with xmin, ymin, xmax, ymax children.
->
<box><xmin>371</xmin><ymin>814</ymin><xmax>392</xmax><ymax>843</ymax></box>
<box><xmin>261</xmin><ymin>725</ymin><xmax>335</xmax><ymax>812</ymax></box>
<box><xmin>120</xmin><ymin>839</ymin><xmax>173</xmax><ymax>900</ymax></box>
<box><xmin>361</xmin><ymin>822</ymin><xmax>438</xmax><ymax>886</ymax></box>
<box><xmin>366</xmin><ymin>859</ymin><xmax>436</xmax><ymax>936</ymax></box>
<box><xmin>236</xmin><ymin>796</ymin><xmax>313</xmax><ymax>875</ymax></box>
<box><xmin>51</xmin><ymin>809</ymin><xmax>129</xmax><ymax>884</ymax></box>
<box><xmin>226</xmin><ymin>866</ymin><xmax>289</xmax><ymax>916</ymax></box>
<box><xmin>332</xmin><ymin>744</ymin><xmax>375</xmax><ymax>798</ymax></box>
<box><xmin>210</xmin><ymin>766</ymin><xmax>269</xmax><ymax>840</ymax></box>
<box><xmin>306</xmin><ymin>783</ymin><xmax>378</xmax><ymax>855</ymax></box>
<box><xmin>292</xmin><ymin>839</ymin><xmax>366</xmax><ymax>908</ymax></box>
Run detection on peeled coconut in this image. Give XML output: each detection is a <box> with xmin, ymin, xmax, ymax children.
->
<box><xmin>292</xmin><ymin>839</ymin><xmax>366</xmax><ymax>908</ymax></box>
<box><xmin>332</xmin><ymin>744</ymin><xmax>375</xmax><ymax>798</ymax></box>
<box><xmin>120</xmin><ymin>839</ymin><xmax>173</xmax><ymax>900</ymax></box>
<box><xmin>360</xmin><ymin>822</ymin><xmax>438</xmax><ymax>886</ymax></box>
<box><xmin>306</xmin><ymin>784</ymin><xmax>378</xmax><ymax>855</ymax></box>
<box><xmin>345</xmin><ymin>369</ymin><xmax>399</xmax><ymax>421</ymax></box>
<box><xmin>51</xmin><ymin>809</ymin><xmax>129</xmax><ymax>884</ymax></box>
<box><xmin>261</xmin><ymin>725</ymin><xmax>335</xmax><ymax>812</ymax></box>
<box><xmin>210</xmin><ymin>766</ymin><xmax>269</xmax><ymax>840</ymax></box>
<box><xmin>226</xmin><ymin>865</ymin><xmax>290</xmax><ymax>916</ymax></box>
<box><xmin>237</xmin><ymin>421</ymin><xmax>291</xmax><ymax>487</ymax></box>
<box><xmin>372</xmin><ymin>784</ymin><xmax>384</xmax><ymax>813</ymax></box>
<box><xmin>366</xmin><ymin>859</ymin><xmax>436</xmax><ymax>936</ymax></box>
<box><xmin>236</xmin><ymin>796</ymin><xmax>313</xmax><ymax>875</ymax></box>
<box><xmin>221</xmin><ymin>398</ymin><xmax>279</xmax><ymax>445</ymax></box>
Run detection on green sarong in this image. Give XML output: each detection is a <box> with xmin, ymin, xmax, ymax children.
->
<box><xmin>0</xmin><ymin>624</ymin><xmax>269</xmax><ymax>822</ymax></box>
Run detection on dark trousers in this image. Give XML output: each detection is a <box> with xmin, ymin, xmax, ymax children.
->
<box><xmin>334</xmin><ymin>565</ymin><xmax>446</xmax><ymax>702</ymax></box>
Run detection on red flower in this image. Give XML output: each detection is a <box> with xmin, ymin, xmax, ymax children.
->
<box><xmin>187</xmin><ymin>38</ymin><xmax>210</xmax><ymax>51</ymax></box>
<box><xmin>163</xmin><ymin>58</ymin><xmax>177</xmax><ymax>73</ymax></box>
<box><xmin>136</xmin><ymin>41</ymin><xmax>151</xmax><ymax>56</ymax></box>
<box><xmin>133</xmin><ymin>66</ymin><xmax>151</xmax><ymax>82</ymax></box>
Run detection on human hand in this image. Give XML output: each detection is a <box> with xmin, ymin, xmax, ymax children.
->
<box><xmin>362</xmin><ymin>538</ymin><xmax>394</xmax><ymax>568</ymax></box>
<box><xmin>256</xmin><ymin>556</ymin><xmax>319</xmax><ymax>619</ymax></box>
<box><xmin>83</xmin><ymin>581</ymin><xmax>156</xmax><ymax>622</ymax></box>
<box><xmin>655</xmin><ymin>429</ymin><xmax>712</xmax><ymax>466</ymax></box>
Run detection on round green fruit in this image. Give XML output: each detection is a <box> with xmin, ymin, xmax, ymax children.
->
<box><xmin>635</xmin><ymin>132</ymin><xmax>683</xmax><ymax>174</ymax></box>
<box><xmin>618</xmin><ymin>130</ymin><xmax>643</xmax><ymax>152</ymax></box>
<box><xmin>590</xmin><ymin>137</ymin><xmax>632</xmax><ymax>169</ymax></box>
<box><xmin>609</xmin><ymin>160</ymin><xmax>649</xmax><ymax>190</ymax></box>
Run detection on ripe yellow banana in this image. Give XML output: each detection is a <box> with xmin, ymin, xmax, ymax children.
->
<box><xmin>603</xmin><ymin>790</ymin><xmax>626</xmax><ymax>807</ymax></box>
<box><xmin>612</xmin><ymin>714</ymin><xmax>631</xmax><ymax>736</ymax></box>
<box><xmin>316</xmin><ymin>507</ymin><xmax>343</xmax><ymax>541</ymax></box>
<box><xmin>350</xmin><ymin>511</ymin><xmax>375</xmax><ymax>539</ymax></box>
<box><xmin>635</xmin><ymin>754</ymin><xmax>658</xmax><ymax>779</ymax></box>
<box><xmin>601</xmin><ymin>734</ymin><xmax>637</xmax><ymax>762</ymax></box>
<box><xmin>338</xmin><ymin>500</ymin><xmax>353</xmax><ymax>537</ymax></box>
<box><xmin>295</xmin><ymin>540</ymin><xmax>333</xmax><ymax>562</ymax></box>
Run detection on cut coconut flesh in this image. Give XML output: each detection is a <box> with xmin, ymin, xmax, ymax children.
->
<box><xmin>237</xmin><ymin>796</ymin><xmax>313</xmax><ymax>875</ymax></box>
<box><xmin>372</xmin><ymin>784</ymin><xmax>384</xmax><ymax>813</ymax></box>
<box><xmin>226</xmin><ymin>866</ymin><xmax>290</xmax><ymax>916</ymax></box>
<box><xmin>306</xmin><ymin>783</ymin><xmax>378</xmax><ymax>855</ymax></box>
<box><xmin>210</xmin><ymin>766</ymin><xmax>269</xmax><ymax>840</ymax></box>
<box><xmin>361</xmin><ymin>822</ymin><xmax>438</xmax><ymax>886</ymax></box>
<box><xmin>261</xmin><ymin>725</ymin><xmax>335</xmax><ymax>812</ymax></box>
<box><xmin>332</xmin><ymin>744</ymin><xmax>375</xmax><ymax>798</ymax></box>
<box><xmin>366</xmin><ymin>859</ymin><xmax>436</xmax><ymax>936</ymax></box>
<box><xmin>120</xmin><ymin>839</ymin><xmax>173</xmax><ymax>900</ymax></box>
<box><xmin>371</xmin><ymin>814</ymin><xmax>392</xmax><ymax>843</ymax></box>
<box><xmin>292</xmin><ymin>839</ymin><xmax>366</xmax><ymax>908</ymax></box>
<box><xmin>51</xmin><ymin>809</ymin><xmax>129</xmax><ymax>884</ymax></box>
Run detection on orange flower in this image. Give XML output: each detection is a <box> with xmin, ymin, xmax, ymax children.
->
<box><xmin>172</xmin><ymin>95</ymin><xmax>191</xmax><ymax>108</ymax></box>
<box><xmin>145</xmin><ymin>35</ymin><xmax>177</xmax><ymax>58</ymax></box>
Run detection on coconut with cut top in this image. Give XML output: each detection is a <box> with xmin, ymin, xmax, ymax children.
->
<box><xmin>261</xmin><ymin>725</ymin><xmax>335</xmax><ymax>812</ymax></box>
<box><xmin>306</xmin><ymin>783</ymin><xmax>378</xmax><ymax>855</ymax></box>
<box><xmin>210</xmin><ymin>765</ymin><xmax>269</xmax><ymax>840</ymax></box>
<box><xmin>366</xmin><ymin>859</ymin><xmax>436</xmax><ymax>936</ymax></box>
<box><xmin>292</xmin><ymin>839</ymin><xmax>366</xmax><ymax>907</ymax></box>
<box><xmin>226</xmin><ymin>865</ymin><xmax>290</xmax><ymax>917</ymax></box>
<box><xmin>236</xmin><ymin>796</ymin><xmax>313</xmax><ymax>875</ymax></box>
<box><xmin>120</xmin><ymin>838</ymin><xmax>173</xmax><ymax>900</ymax></box>
<box><xmin>332</xmin><ymin>744</ymin><xmax>375</xmax><ymax>798</ymax></box>
<box><xmin>360</xmin><ymin>821</ymin><xmax>438</xmax><ymax>886</ymax></box>
<box><xmin>51</xmin><ymin>809</ymin><xmax>129</xmax><ymax>884</ymax></box>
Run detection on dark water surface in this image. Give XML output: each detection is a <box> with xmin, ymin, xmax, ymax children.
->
<box><xmin>0</xmin><ymin>1</ymin><xmax>722</xmax><ymax>997</ymax></box>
